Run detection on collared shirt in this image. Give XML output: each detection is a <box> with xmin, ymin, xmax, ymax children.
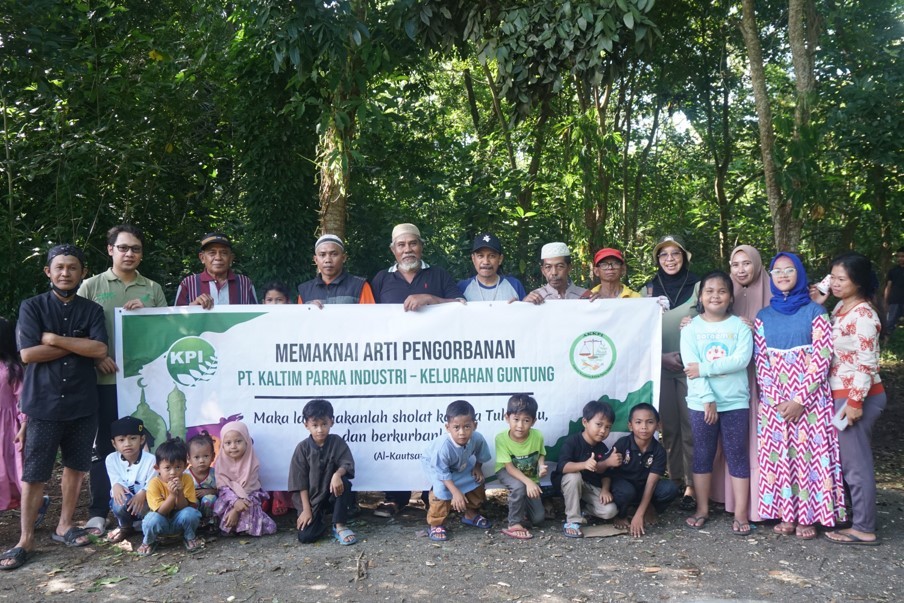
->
<box><xmin>174</xmin><ymin>270</ymin><xmax>257</xmax><ymax>306</ymax></box>
<box><xmin>297</xmin><ymin>270</ymin><xmax>375</xmax><ymax>305</ymax></box>
<box><xmin>16</xmin><ymin>291</ymin><xmax>107</xmax><ymax>421</ymax></box>
<box><xmin>528</xmin><ymin>281</ymin><xmax>589</xmax><ymax>300</ymax></box>
<box><xmin>105</xmin><ymin>449</ymin><xmax>156</xmax><ymax>494</ymax></box>
<box><xmin>371</xmin><ymin>263</ymin><xmax>461</xmax><ymax>304</ymax></box>
<box><xmin>589</xmin><ymin>283</ymin><xmax>641</xmax><ymax>298</ymax></box>
<box><xmin>78</xmin><ymin>268</ymin><xmax>167</xmax><ymax>385</ymax></box>
<box><xmin>610</xmin><ymin>434</ymin><xmax>667</xmax><ymax>486</ymax></box>
<box><xmin>288</xmin><ymin>434</ymin><xmax>355</xmax><ymax>510</ymax></box>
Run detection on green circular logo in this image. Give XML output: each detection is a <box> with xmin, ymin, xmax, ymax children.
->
<box><xmin>570</xmin><ymin>331</ymin><xmax>616</xmax><ymax>378</ymax></box>
<box><xmin>166</xmin><ymin>336</ymin><xmax>218</xmax><ymax>387</ymax></box>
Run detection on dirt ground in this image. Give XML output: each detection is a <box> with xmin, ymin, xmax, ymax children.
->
<box><xmin>2</xmin><ymin>361</ymin><xmax>902</xmax><ymax>602</ymax></box>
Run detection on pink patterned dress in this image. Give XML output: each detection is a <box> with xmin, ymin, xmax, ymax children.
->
<box><xmin>753</xmin><ymin>303</ymin><xmax>845</xmax><ymax>526</ymax></box>
<box><xmin>0</xmin><ymin>364</ymin><xmax>23</xmax><ymax>511</ymax></box>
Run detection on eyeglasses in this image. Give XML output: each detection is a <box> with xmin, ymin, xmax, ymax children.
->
<box><xmin>769</xmin><ymin>267</ymin><xmax>797</xmax><ymax>276</ymax></box>
<box><xmin>658</xmin><ymin>251</ymin><xmax>682</xmax><ymax>259</ymax></box>
<box><xmin>596</xmin><ymin>262</ymin><xmax>622</xmax><ymax>270</ymax></box>
<box><xmin>114</xmin><ymin>244</ymin><xmax>143</xmax><ymax>254</ymax></box>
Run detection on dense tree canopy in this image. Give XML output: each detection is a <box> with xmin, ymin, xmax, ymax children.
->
<box><xmin>2</xmin><ymin>0</ymin><xmax>901</xmax><ymax>317</ymax></box>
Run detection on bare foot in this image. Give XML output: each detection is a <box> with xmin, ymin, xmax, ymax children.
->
<box><xmin>613</xmin><ymin>516</ymin><xmax>630</xmax><ymax>530</ymax></box>
<box><xmin>643</xmin><ymin>507</ymin><xmax>659</xmax><ymax>526</ymax></box>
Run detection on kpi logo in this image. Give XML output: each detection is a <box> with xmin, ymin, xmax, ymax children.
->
<box><xmin>166</xmin><ymin>336</ymin><xmax>218</xmax><ymax>387</ymax></box>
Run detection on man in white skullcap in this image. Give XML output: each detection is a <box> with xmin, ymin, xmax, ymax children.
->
<box><xmin>523</xmin><ymin>242</ymin><xmax>590</xmax><ymax>304</ymax></box>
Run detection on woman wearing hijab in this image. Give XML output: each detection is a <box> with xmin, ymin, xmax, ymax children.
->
<box><xmin>709</xmin><ymin>246</ymin><xmax>771</xmax><ymax>524</ymax></box>
<box><xmin>753</xmin><ymin>252</ymin><xmax>845</xmax><ymax>539</ymax></box>
<box><xmin>645</xmin><ymin>235</ymin><xmax>700</xmax><ymax>508</ymax></box>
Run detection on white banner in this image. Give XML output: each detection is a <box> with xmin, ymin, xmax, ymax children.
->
<box><xmin>116</xmin><ymin>300</ymin><xmax>661</xmax><ymax>490</ymax></box>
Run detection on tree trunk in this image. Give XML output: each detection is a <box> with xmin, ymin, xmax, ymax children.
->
<box><xmin>739</xmin><ymin>0</ymin><xmax>800</xmax><ymax>251</ymax></box>
<box><xmin>318</xmin><ymin>117</ymin><xmax>352</xmax><ymax>238</ymax></box>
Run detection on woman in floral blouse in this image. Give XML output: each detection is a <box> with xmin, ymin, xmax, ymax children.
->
<box><xmin>816</xmin><ymin>252</ymin><xmax>886</xmax><ymax>546</ymax></box>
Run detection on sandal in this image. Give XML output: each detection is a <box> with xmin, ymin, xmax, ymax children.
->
<box><xmin>427</xmin><ymin>525</ymin><xmax>447</xmax><ymax>542</ymax></box>
<box><xmin>333</xmin><ymin>526</ymin><xmax>358</xmax><ymax>545</ymax></box>
<box><xmin>824</xmin><ymin>531</ymin><xmax>879</xmax><ymax>546</ymax></box>
<box><xmin>772</xmin><ymin>522</ymin><xmax>795</xmax><ymax>535</ymax></box>
<box><xmin>83</xmin><ymin>516</ymin><xmax>107</xmax><ymax>537</ymax></box>
<box><xmin>106</xmin><ymin>526</ymin><xmax>135</xmax><ymax>543</ymax></box>
<box><xmin>732</xmin><ymin>520</ymin><xmax>755</xmax><ymax>536</ymax></box>
<box><xmin>562</xmin><ymin>522</ymin><xmax>583</xmax><ymax>538</ymax></box>
<box><xmin>0</xmin><ymin>547</ymin><xmax>33</xmax><ymax>571</ymax></box>
<box><xmin>795</xmin><ymin>525</ymin><xmax>817</xmax><ymax>540</ymax></box>
<box><xmin>136</xmin><ymin>542</ymin><xmax>157</xmax><ymax>556</ymax></box>
<box><xmin>461</xmin><ymin>514</ymin><xmax>492</xmax><ymax>529</ymax></box>
<box><xmin>51</xmin><ymin>527</ymin><xmax>90</xmax><ymax>547</ymax></box>
<box><xmin>184</xmin><ymin>538</ymin><xmax>205</xmax><ymax>553</ymax></box>
<box><xmin>685</xmin><ymin>515</ymin><xmax>708</xmax><ymax>530</ymax></box>
<box><xmin>501</xmin><ymin>526</ymin><xmax>533</xmax><ymax>540</ymax></box>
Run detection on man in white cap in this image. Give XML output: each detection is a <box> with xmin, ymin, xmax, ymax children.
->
<box><xmin>524</xmin><ymin>242</ymin><xmax>590</xmax><ymax>304</ymax></box>
<box><xmin>174</xmin><ymin>233</ymin><xmax>257</xmax><ymax>308</ymax></box>
<box><xmin>458</xmin><ymin>232</ymin><xmax>526</xmax><ymax>302</ymax></box>
<box><xmin>370</xmin><ymin>223</ymin><xmax>463</xmax><ymax>311</ymax></box>
<box><xmin>297</xmin><ymin>234</ymin><xmax>374</xmax><ymax>306</ymax></box>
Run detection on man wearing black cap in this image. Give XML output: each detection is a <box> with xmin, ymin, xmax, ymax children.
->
<box><xmin>174</xmin><ymin>233</ymin><xmax>257</xmax><ymax>308</ymax></box>
<box><xmin>458</xmin><ymin>233</ymin><xmax>526</xmax><ymax>302</ymax></box>
<box><xmin>1</xmin><ymin>245</ymin><xmax>107</xmax><ymax>569</ymax></box>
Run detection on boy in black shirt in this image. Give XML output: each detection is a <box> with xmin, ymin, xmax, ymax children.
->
<box><xmin>609</xmin><ymin>403</ymin><xmax>679</xmax><ymax>537</ymax></box>
<box><xmin>552</xmin><ymin>401</ymin><xmax>622</xmax><ymax>538</ymax></box>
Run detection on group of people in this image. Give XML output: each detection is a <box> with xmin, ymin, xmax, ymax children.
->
<box><xmin>0</xmin><ymin>220</ymin><xmax>894</xmax><ymax>569</ymax></box>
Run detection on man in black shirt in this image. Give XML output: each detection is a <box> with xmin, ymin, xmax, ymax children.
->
<box><xmin>1</xmin><ymin>245</ymin><xmax>107</xmax><ymax>570</ymax></box>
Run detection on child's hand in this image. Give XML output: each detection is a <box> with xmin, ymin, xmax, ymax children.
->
<box><xmin>451</xmin><ymin>491</ymin><xmax>467</xmax><ymax>513</ymax></box>
<box><xmin>233</xmin><ymin>498</ymin><xmax>249</xmax><ymax>514</ymax></box>
<box><xmin>471</xmin><ymin>466</ymin><xmax>484</xmax><ymax>484</ymax></box>
<box><xmin>583</xmin><ymin>452</ymin><xmax>598</xmax><ymax>473</ymax></box>
<box><xmin>684</xmin><ymin>362</ymin><xmax>700</xmax><ymax>379</ymax></box>
<box><xmin>704</xmin><ymin>402</ymin><xmax>718</xmax><ymax>425</ymax></box>
<box><xmin>296</xmin><ymin>509</ymin><xmax>313</xmax><ymax>530</ymax></box>
<box><xmin>526</xmin><ymin>482</ymin><xmax>542</xmax><ymax>499</ymax></box>
<box><xmin>112</xmin><ymin>484</ymin><xmax>129</xmax><ymax>506</ymax></box>
<box><xmin>197</xmin><ymin>487</ymin><xmax>216</xmax><ymax>497</ymax></box>
<box><xmin>330</xmin><ymin>473</ymin><xmax>345</xmax><ymax>497</ymax></box>
<box><xmin>223</xmin><ymin>508</ymin><xmax>240</xmax><ymax>528</ymax></box>
<box><xmin>538</xmin><ymin>463</ymin><xmax>548</xmax><ymax>479</ymax></box>
<box><xmin>630</xmin><ymin>514</ymin><xmax>645</xmax><ymax>537</ymax></box>
<box><xmin>128</xmin><ymin>490</ymin><xmax>147</xmax><ymax>515</ymax></box>
<box><xmin>604</xmin><ymin>451</ymin><xmax>623</xmax><ymax>468</ymax></box>
<box><xmin>167</xmin><ymin>477</ymin><xmax>182</xmax><ymax>495</ymax></box>
<box><xmin>599</xmin><ymin>488</ymin><xmax>613</xmax><ymax>504</ymax></box>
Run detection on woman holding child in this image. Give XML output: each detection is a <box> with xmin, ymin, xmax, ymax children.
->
<box><xmin>753</xmin><ymin>252</ymin><xmax>845</xmax><ymax>539</ymax></box>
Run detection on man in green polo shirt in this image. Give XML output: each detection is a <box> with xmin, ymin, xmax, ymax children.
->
<box><xmin>77</xmin><ymin>224</ymin><xmax>167</xmax><ymax>536</ymax></box>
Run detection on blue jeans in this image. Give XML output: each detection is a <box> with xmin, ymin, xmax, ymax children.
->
<box><xmin>142</xmin><ymin>507</ymin><xmax>202</xmax><ymax>544</ymax></box>
<box><xmin>110</xmin><ymin>491</ymin><xmax>147</xmax><ymax>528</ymax></box>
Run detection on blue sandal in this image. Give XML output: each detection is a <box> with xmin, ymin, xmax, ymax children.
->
<box><xmin>333</xmin><ymin>526</ymin><xmax>358</xmax><ymax>546</ymax></box>
<box><xmin>461</xmin><ymin>514</ymin><xmax>492</xmax><ymax>529</ymax></box>
<box><xmin>563</xmin><ymin>522</ymin><xmax>584</xmax><ymax>538</ymax></box>
<box><xmin>427</xmin><ymin>525</ymin><xmax>448</xmax><ymax>542</ymax></box>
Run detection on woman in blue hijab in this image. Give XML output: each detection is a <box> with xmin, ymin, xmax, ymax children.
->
<box><xmin>752</xmin><ymin>252</ymin><xmax>845</xmax><ymax>539</ymax></box>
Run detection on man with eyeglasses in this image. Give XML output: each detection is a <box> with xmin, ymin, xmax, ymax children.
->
<box><xmin>589</xmin><ymin>248</ymin><xmax>640</xmax><ymax>299</ymax></box>
<box><xmin>77</xmin><ymin>224</ymin><xmax>167</xmax><ymax>536</ymax></box>
<box><xmin>524</xmin><ymin>242</ymin><xmax>590</xmax><ymax>304</ymax></box>
<box><xmin>174</xmin><ymin>233</ymin><xmax>257</xmax><ymax>308</ymax></box>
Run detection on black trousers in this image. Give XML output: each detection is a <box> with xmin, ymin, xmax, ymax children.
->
<box><xmin>89</xmin><ymin>384</ymin><xmax>119</xmax><ymax>519</ymax></box>
<box><xmin>297</xmin><ymin>477</ymin><xmax>354</xmax><ymax>543</ymax></box>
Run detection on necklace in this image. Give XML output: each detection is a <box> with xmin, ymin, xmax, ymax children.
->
<box><xmin>478</xmin><ymin>277</ymin><xmax>501</xmax><ymax>301</ymax></box>
<box><xmin>657</xmin><ymin>272</ymin><xmax>689</xmax><ymax>309</ymax></box>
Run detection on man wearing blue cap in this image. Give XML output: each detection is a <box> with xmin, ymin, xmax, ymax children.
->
<box><xmin>2</xmin><ymin>245</ymin><xmax>107</xmax><ymax>569</ymax></box>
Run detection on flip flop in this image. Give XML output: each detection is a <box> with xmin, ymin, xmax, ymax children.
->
<box><xmin>83</xmin><ymin>516</ymin><xmax>107</xmax><ymax>537</ymax></box>
<box><xmin>685</xmin><ymin>515</ymin><xmax>708</xmax><ymax>530</ymax></box>
<box><xmin>184</xmin><ymin>537</ymin><xmax>205</xmax><ymax>553</ymax></box>
<box><xmin>333</xmin><ymin>526</ymin><xmax>358</xmax><ymax>546</ymax></box>
<box><xmin>731</xmin><ymin>520</ymin><xmax>757</xmax><ymax>536</ymax></box>
<box><xmin>0</xmin><ymin>547</ymin><xmax>33</xmax><ymax>571</ymax></box>
<box><xmin>562</xmin><ymin>522</ymin><xmax>584</xmax><ymax>538</ymax></box>
<box><xmin>501</xmin><ymin>527</ymin><xmax>533</xmax><ymax>540</ymax></box>
<box><xmin>461</xmin><ymin>514</ymin><xmax>492</xmax><ymax>529</ymax></box>
<box><xmin>51</xmin><ymin>527</ymin><xmax>90</xmax><ymax>547</ymax></box>
<box><xmin>772</xmin><ymin>522</ymin><xmax>795</xmax><ymax>535</ymax></box>
<box><xmin>795</xmin><ymin>525</ymin><xmax>818</xmax><ymax>540</ymax></box>
<box><xmin>34</xmin><ymin>496</ymin><xmax>50</xmax><ymax>529</ymax></box>
<box><xmin>824</xmin><ymin>531</ymin><xmax>879</xmax><ymax>546</ymax></box>
<box><xmin>427</xmin><ymin>525</ymin><xmax>447</xmax><ymax>542</ymax></box>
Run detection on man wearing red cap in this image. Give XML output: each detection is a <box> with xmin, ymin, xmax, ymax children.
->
<box><xmin>589</xmin><ymin>248</ymin><xmax>640</xmax><ymax>299</ymax></box>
